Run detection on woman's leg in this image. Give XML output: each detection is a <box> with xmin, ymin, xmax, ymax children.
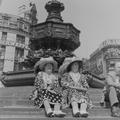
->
<box><xmin>100</xmin><ymin>94</ymin><xmax>105</xmax><ymax>106</ymax></box>
<box><xmin>54</xmin><ymin>103</ymin><xmax>61</xmax><ymax>113</ymax></box>
<box><xmin>109</xmin><ymin>87</ymin><xmax>120</xmax><ymax>117</ymax></box>
<box><xmin>71</xmin><ymin>101</ymin><xmax>80</xmax><ymax>117</ymax></box>
<box><xmin>79</xmin><ymin>99</ymin><xmax>88</xmax><ymax>117</ymax></box>
<box><xmin>54</xmin><ymin>103</ymin><xmax>66</xmax><ymax>117</ymax></box>
<box><xmin>44</xmin><ymin>99</ymin><xmax>53</xmax><ymax>117</ymax></box>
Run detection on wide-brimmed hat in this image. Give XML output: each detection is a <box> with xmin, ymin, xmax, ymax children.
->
<box><xmin>34</xmin><ymin>57</ymin><xmax>58</xmax><ymax>74</ymax></box>
<box><xmin>59</xmin><ymin>57</ymin><xmax>72</xmax><ymax>75</ymax></box>
<box><xmin>59</xmin><ymin>57</ymin><xmax>83</xmax><ymax>75</ymax></box>
<box><xmin>66</xmin><ymin>57</ymin><xmax>83</xmax><ymax>72</ymax></box>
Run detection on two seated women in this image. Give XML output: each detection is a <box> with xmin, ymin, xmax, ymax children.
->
<box><xmin>30</xmin><ymin>57</ymin><xmax>91</xmax><ymax>118</ymax></box>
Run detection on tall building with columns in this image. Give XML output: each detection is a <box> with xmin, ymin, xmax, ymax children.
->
<box><xmin>0</xmin><ymin>13</ymin><xmax>30</xmax><ymax>72</ymax></box>
<box><xmin>89</xmin><ymin>39</ymin><xmax>120</xmax><ymax>78</ymax></box>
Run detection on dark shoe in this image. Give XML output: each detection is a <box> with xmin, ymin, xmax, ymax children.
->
<box><xmin>73</xmin><ymin>112</ymin><xmax>80</xmax><ymax>117</ymax></box>
<box><xmin>46</xmin><ymin>112</ymin><xmax>54</xmax><ymax>117</ymax></box>
<box><xmin>80</xmin><ymin>111</ymin><xmax>89</xmax><ymax>118</ymax></box>
<box><xmin>111</xmin><ymin>112</ymin><xmax>120</xmax><ymax>117</ymax></box>
<box><xmin>54</xmin><ymin>111</ymin><xmax>66</xmax><ymax>117</ymax></box>
<box><xmin>100</xmin><ymin>102</ymin><xmax>104</xmax><ymax>107</ymax></box>
<box><xmin>111</xmin><ymin>105</ymin><xmax>120</xmax><ymax>117</ymax></box>
<box><xmin>80</xmin><ymin>112</ymin><xmax>89</xmax><ymax>118</ymax></box>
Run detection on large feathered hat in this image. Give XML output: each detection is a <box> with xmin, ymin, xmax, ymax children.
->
<box><xmin>59</xmin><ymin>57</ymin><xmax>72</xmax><ymax>75</ymax></box>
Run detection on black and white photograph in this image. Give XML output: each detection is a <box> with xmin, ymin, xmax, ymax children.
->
<box><xmin>0</xmin><ymin>0</ymin><xmax>120</xmax><ymax>119</ymax></box>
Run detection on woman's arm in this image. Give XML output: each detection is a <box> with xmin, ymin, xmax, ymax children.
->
<box><xmin>61</xmin><ymin>73</ymin><xmax>73</xmax><ymax>87</ymax></box>
<box><xmin>34</xmin><ymin>72</ymin><xmax>45</xmax><ymax>91</ymax></box>
<box><xmin>80</xmin><ymin>74</ymin><xmax>89</xmax><ymax>91</ymax></box>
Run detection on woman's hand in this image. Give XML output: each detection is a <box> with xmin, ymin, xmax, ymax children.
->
<box><xmin>34</xmin><ymin>90</ymin><xmax>38</xmax><ymax>98</ymax></box>
<box><xmin>69</xmin><ymin>86</ymin><xmax>87</xmax><ymax>92</ymax></box>
<box><xmin>47</xmin><ymin>85</ymin><xmax>52</xmax><ymax>90</ymax></box>
<box><xmin>77</xmin><ymin>87</ymin><xmax>87</xmax><ymax>92</ymax></box>
<box><xmin>30</xmin><ymin>90</ymin><xmax>37</xmax><ymax>100</ymax></box>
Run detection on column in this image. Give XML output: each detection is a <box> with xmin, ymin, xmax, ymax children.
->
<box><xmin>3</xmin><ymin>33</ymin><xmax>16</xmax><ymax>72</ymax></box>
<box><xmin>24</xmin><ymin>37</ymin><xmax>29</xmax><ymax>59</ymax></box>
<box><xmin>3</xmin><ymin>46</ymin><xmax>15</xmax><ymax>72</ymax></box>
<box><xmin>101</xmin><ymin>50</ymin><xmax>107</xmax><ymax>77</ymax></box>
<box><xmin>25</xmin><ymin>37</ymin><xmax>29</xmax><ymax>45</ymax></box>
<box><xmin>0</xmin><ymin>31</ymin><xmax>2</xmax><ymax>39</ymax></box>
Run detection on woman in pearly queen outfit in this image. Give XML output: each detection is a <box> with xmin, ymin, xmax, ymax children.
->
<box><xmin>31</xmin><ymin>57</ymin><xmax>66</xmax><ymax>117</ymax></box>
<box><xmin>61</xmin><ymin>57</ymin><xmax>90</xmax><ymax>118</ymax></box>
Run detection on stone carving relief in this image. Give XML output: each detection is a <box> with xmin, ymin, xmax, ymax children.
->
<box><xmin>90</xmin><ymin>57</ymin><xmax>103</xmax><ymax>75</ymax></box>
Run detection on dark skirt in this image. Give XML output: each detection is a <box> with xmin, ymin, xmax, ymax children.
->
<box><xmin>34</xmin><ymin>89</ymin><xmax>62</xmax><ymax>107</ymax></box>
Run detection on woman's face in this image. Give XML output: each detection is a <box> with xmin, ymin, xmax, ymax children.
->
<box><xmin>71</xmin><ymin>62</ymin><xmax>79</xmax><ymax>73</ymax></box>
<box><xmin>44</xmin><ymin>63</ymin><xmax>53</xmax><ymax>74</ymax></box>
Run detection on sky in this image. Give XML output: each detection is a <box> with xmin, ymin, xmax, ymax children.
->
<box><xmin>0</xmin><ymin>0</ymin><xmax>120</xmax><ymax>59</ymax></box>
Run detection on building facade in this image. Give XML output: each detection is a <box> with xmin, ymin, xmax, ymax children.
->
<box><xmin>89</xmin><ymin>39</ymin><xmax>120</xmax><ymax>78</ymax></box>
<box><xmin>0</xmin><ymin>13</ymin><xmax>30</xmax><ymax>72</ymax></box>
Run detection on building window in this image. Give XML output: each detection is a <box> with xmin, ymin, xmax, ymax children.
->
<box><xmin>16</xmin><ymin>34</ymin><xmax>25</xmax><ymax>44</ymax></box>
<box><xmin>0</xmin><ymin>45</ymin><xmax>5</xmax><ymax>59</ymax></box>
<box><xmin>2</xmin><ymin>17</ymin><xmax>9</xmax><ymax>26</ymax></box>
<box><xmin>0</xmin><ymin>59</ymin><xmax>4</xmax><ymax>71</ymax></box>
<box><xmin>14</xmin><ymin>47</ymin><xmax>24</xmax><ymax>71</ymax></box>
<box><xmin>9</xmin><ymin>21</ymin><xmax>17</xmax><ymax>28</ymax></box>
<box><xmin>0</xmin><ymin>19</ymin><xmax>2</xmax><ymax>24</ymax></box>
<box><xmin>15</xmin><ymin>47</ymin><xmax>24</xmax><ymax>60</ymax></box>
<box><xmin>14</xmin><ymin>61</ymin><xmax>23</xmax><ymax>71</ymax></box>
<box><xmin>18</xmin><ymin>21</ymin><xmax>23</xmax><ymax>30</ymax></box>
<box><xmin>24</xmin><ymin>23</ymin><xmax>29</xmax><ymax>31</ymax></box>
<box><xmin>1</xmin><ymin>32</ymin><xmax>7</xmax><ymax>40</ymax></box>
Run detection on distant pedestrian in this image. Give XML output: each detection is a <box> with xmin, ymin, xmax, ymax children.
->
<box><xmin>104</xmin><ymin>62</ymin><xmax>120</xmax><ymax>117</ymax></box>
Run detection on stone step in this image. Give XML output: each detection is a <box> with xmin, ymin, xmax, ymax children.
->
<box><xmin>0</xmin><ymin>87</ymin><xmax>34</xmax><ymax>98</ymax></box>
<box><xmin>0</xmin><ymin>106</ymin><xmax>112</xmax><ymax>116</ymax></box>
<box><xmin>0</xmin><ymin>87</ymin><xmax>103</xmax><ymax>97</ymax></box>
<box><xmin>0</xmin><ymin>99</ymin><xmax>102</xmax><ymax>107</ymax></box>
<box><xmin>88</xmin><ymin>88</ymin><xmax>103</xmax><ymax>94</ymax></box>
<box><xmin>0</xmin><ymin>87</ymin><xmax>117</xmax><ymax>120</ymax></box>
<box><xmin>0</xmin><ymin>115</ymin><xmax>120</xmax><ymax>120</ymax></box>
<box><xmin>0</xmin><ymin>94</ymin><xmax>102</xmax><ymax>101</ymax></box>
<box><xmin>0</xmin><ymin>87</ymin><xmax>103</xmax><ymax>107</ymax></box>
